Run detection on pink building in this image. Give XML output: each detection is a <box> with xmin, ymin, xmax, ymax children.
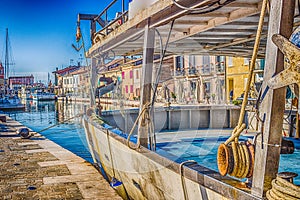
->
<box><xmin>9</xmin><ymin>75</ymin><xmax>34</xmax><ymax>90</ymax></box>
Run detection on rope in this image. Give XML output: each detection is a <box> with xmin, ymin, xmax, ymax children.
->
<box><xmin>36</xmin><ymin>113</ymin><xmax>84</xmax><ymax>134</ymax></box>
<box><xmin>225</xmin><ymin>0</ymin><xmax>268</xmax><ymax>144</ymax></box>
<box><xmin>266</xmin><ymin>176</ymin><xmax>300</xmax><ymax>200</ymax></box>
<box><xmin>224</xmin><ymin>141</ymin><xmax>254</xmax><ymax>179</ymax></box>
<box><xmin>126</xmin><ymin>103</ymin><xmax>151</xmax><ymax>150</ymax></box>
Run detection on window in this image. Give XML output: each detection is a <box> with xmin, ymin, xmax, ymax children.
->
<box><xmin>202</xmin><ymin>56</ymin><xmax>211</xmax><ymax>74</ymax></box>
<box><xmin>130</xmin><ymin>70</ymin><xmax>133</xmax><ymax>79</ymax></box>
<box><xmin>189</xmin><ymin>55</ymin><xmax>195</xmax><ymax>67</ymax></box>
<box><xmin>125</xmin><ymin>85</ymin><xmax>128</xmax><ymax>93</ymax></box>
<box><xmin>205</xmin><ymin>82</ymin><xmax>211</xmax><ymax>94</ymax></box>
<box><xmin>244</xmin><ymin>58</ymin><xmax>249</xmax><ymax>65</ymax></box>
<box><xmin>216</xmin><ymin>56</ymin><xmax>225</xmax><ymax>72</ymax></box>
<box><xmin>189</xmin><ymin>55</ymin><xmax>196</xmax><ymax>74</ymax></box>
<box><xmin>136</xmin><ymin>70</ymin><xmax>139</xmax><ymax>79</ymax></box>
<box><xmin>130</xmin><ymin>85</ymin><xmax>133</xmax><ymax>93</ymax></box>
<box><xmin>244</xmin><ymin>78</ymin><xmax>248</xmax><ymax>90</ymax></box>
<box><xmin>228</xmin><ymin>57</ymin><xmax>233</xmax><ymax>67</ymax></box>
<box><xmin>260</xmin><ymin>59</ymin><xmax>265</xmax><ymax>70</ymax></box>
<box><xmin>176</xmin><ymin>56</ymin><xmax>185</xmax><ymax>75</ymax></box>
<box><xmin>122</xmin><ymin>71</ymin><xmax>125</xmax><ymax>79</ymax></box>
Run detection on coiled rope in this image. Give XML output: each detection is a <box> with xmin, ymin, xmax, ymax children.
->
<box><xmin>217</xmin><ymin>0</ymin><xmax>268</xmax><ymax>178</ymax></box>
<box><xmin>266</xmin><ymin>176</ymin><xmax>300</xmax><ymax>200</ymax></box>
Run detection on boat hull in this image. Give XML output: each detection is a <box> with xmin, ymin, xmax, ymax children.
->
<box><xmin>32</xmin><ymin>94</ymin><xmax>56</xmax><ymax>101</ymax></box>
<box><xmin>83</xmin><ymin>113</ymin><xmax>260</xmax><ymax>200</ymax></box>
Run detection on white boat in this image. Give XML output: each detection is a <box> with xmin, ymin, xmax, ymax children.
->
<box><xmin>32</xmin><ymin>92</ymin><xmax>56</xmax><ymax>101</ymax></box>
<box><xmin>20</xmin><ymin>87</ymin><xmax>33</xmax><ymax>100</ymax></box>
<box><xmin>79</xmin><ymin>0</ymin><xmax>300</xmax><ymax>200</ymax></box>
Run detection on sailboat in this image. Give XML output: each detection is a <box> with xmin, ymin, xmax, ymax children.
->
<box><xmin>0</xmin><ymin>28</ymin><xmax>25</xmax><ymax>111</ymax></box>
<box><xmin>78</xmin><ymin>0</ymin><xmax>300</xmax><ymax>199</ymax></box>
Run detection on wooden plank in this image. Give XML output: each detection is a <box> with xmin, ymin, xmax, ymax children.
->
<box><xmin>251</xmin><ymin>0</ymin><xmax>295</xmax><ymax>197</ymax></box>
<box><xmin>138</xmin><ymin>23</ymin><xmax>155</xmax><ymax>148</ymax></box>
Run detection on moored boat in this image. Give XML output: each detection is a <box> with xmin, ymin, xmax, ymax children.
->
<box><xmin>32</xmin><ymin>91</ymin><xmax>56</xmax><ymax>101</ymax></box>
<box><xmin>0</xmin><ymin>95</ymin><xmax>25</xmax><ymax>111</ymax></box>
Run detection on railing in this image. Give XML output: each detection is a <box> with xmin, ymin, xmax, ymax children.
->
<box><xmin>93</xmin><ymin>0</ymin><xmax>128</xmax><ymax>42</ymax></box>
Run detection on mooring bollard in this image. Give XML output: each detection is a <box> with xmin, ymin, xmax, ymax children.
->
<box><xmin>17</xmin><ymin>128</ymin><xmax>31</xmax><ymax>139</ymax></box>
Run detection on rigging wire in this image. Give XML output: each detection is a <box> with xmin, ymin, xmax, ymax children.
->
<box><xmin>151</xmin><ymin>20</ymin><xmax>175</xmax><ymax>107</ymax></box>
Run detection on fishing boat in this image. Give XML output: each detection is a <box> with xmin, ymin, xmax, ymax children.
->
<box><xmin>78</xmin><ymin>0</ymin><xmax>300</xmax><ymax>199</ymax></box>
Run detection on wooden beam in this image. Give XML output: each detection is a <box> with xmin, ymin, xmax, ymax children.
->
<box><xmin>176</xmin><ymin>20</ymin><xmax>208</xmax><ymax>25</ymax></box>
<box><xmin>187</xmin><ymin>34</ymin><xmax>254</xmax><ymax>39</ymax></box>
<box><xmin>204</xmin><ymin>34</ymin><xmax>267</xmax><ymax>50</ymax></box>
<box><xmin>138</xmin><ymin>23</ymin><xmax>155</xmax><ymax>148</ymax></box>
<box><xmin>251</xmin><ymin>0</ymin><xmax>295</xmax><ymax>197</ymax></box>
<box><xmin>187</xmin><ymin>12</ymin><xmax>230</xmax><ymax>18</ymax></box>
<box><xmin>229</xmin><ymin>21</ymin><xmax>269</xmax><ymax>26</ymax></box>
<box><xmin>208</xmin><ymin>28</ymin><xmax>262</xmax><ymax>33</ymax></box>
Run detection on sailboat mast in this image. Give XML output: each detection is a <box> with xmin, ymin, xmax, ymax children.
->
<box><xmin>4</xmin><ymin>28</ymin><xmax>9</xmax><ymax>80</ymax></box>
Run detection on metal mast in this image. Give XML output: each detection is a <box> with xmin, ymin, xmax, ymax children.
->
<box><xmin>4</xmin><ymin>28</ymin><xmax>9</xmax><ymax>80</ymax></box>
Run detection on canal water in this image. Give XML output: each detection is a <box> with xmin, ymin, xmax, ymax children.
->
<box><xmin>6</xmin><ymin>100</ymin><xmax>93</xmax><ymax>163</ymax></box>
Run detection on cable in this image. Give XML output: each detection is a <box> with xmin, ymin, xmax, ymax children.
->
<box><xmin>172</xmin><ymin>0</ymin><xmax>219</xmax><ymax>12</ymax></box>
<box><xmin>151</xmin><ymin>20</ymin><xmax>175</xmax><ymax>107</ymax></box>
<box><xmin>172</xmin><ymin>0</ymin><xmax>236</xmax><ymax>15</ymax></box>
<box><xmin>190</xmin><ymin>0</ymin><xmax>236</xmax><ymax>15</ymax></box>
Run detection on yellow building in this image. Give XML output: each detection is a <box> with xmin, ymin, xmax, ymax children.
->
<box><xmin>226</xmin><ymin>57</ymin><xmax>264</xmax><ymax>102</ymax></box>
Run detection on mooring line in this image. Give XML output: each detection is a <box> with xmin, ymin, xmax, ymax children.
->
<box><xmin>36</xmin><ymin>113</ymin><xmax>84</xmax><ymax>134</ymax></box>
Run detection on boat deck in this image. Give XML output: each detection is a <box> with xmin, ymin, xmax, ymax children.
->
<box><xmin>154</xmin><ymin>129</ymin><xmax>300</xmax><ymax>185</ymax></box>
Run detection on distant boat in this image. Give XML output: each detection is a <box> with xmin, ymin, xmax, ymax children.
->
<box><xmin>0</xmin><ymin>95</ymin><xmax>25</xmax><ymax>111</ymax></box>
<box><xmin>32</xmin><ymin>91</ymin><xmax>56</xmax><ymax>101</ymax></box>
<box><xmin>20</xmin><ymin>87</ymin><xmax>33</xmax><ymax>100</ymax></box>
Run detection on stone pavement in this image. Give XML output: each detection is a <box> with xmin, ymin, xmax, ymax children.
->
<box><xmin>0</xmin><ymin>116</ymin><xmax>122</xmax><ymax>200</ymax></box>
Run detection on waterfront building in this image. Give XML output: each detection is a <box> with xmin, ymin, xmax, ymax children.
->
<box><xmin>77</xmin><ymin>68</ymin><xmax>90</xmax><ymax>98</ymax></box>
<box><xmin>121</xmin><ymin>62</ymin><xmax>135</xmax><ymax>100</ymax></box>
<box><xmin>8</xmin><ymin>75</ymin><xmax>34</xmax><ymax>91</ymax></box>
<box><xmin>70</xmin><ymin>67</ymin><xmax>89</xmax><ymax>98</ymax></box>
<box><xmin>52</xmin><ymin>65</ymin><xmax>81</xmax><ymax>96</ymax></box>
<box><xmin>226</xmin><ymin>57</ymin><xmax>264</xmax><ymax>102</ymax></box>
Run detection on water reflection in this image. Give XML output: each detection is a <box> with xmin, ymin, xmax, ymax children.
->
<box><xmin>6</xmin><ymin>100</ymin><xmax>92</xmax><ymax>162</ymax></box>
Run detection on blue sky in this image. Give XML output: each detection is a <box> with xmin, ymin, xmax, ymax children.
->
<box><xmin>0</xmin><ymin>0</ymin><xmax>128</xmax><ymax>82</ymax></box>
